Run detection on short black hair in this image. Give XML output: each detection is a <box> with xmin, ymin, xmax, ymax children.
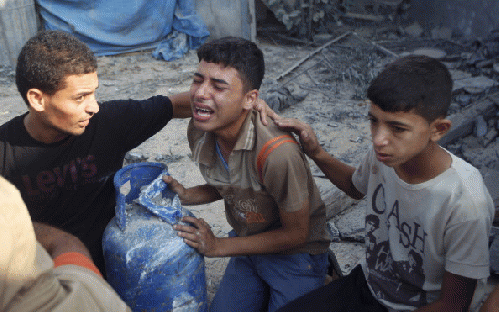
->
<box><xmin>16</xmin><ymin>30</ymin><xmax>98</xmax><ymax>105</ymax></box>
<box><xmin>367</xmin><ymin>55</ymin><xmax>452</xmax><ymax>122</ymax></box>
<box><xmin>196</xmin><ymin>36</ymin><xmax>265</xmax><ymax>92</ymax></box>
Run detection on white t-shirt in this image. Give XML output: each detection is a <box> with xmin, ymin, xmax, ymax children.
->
<box><xmin>352</xmin><ymin>149</ymin><xmax>494</xmax><ymax>311</ymax></box>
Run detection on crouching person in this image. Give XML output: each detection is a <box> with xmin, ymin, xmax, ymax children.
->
<box><xmin>163</xmin><ymin>37</ymin><xmax>331</xmax><ymax>312</ymax></box>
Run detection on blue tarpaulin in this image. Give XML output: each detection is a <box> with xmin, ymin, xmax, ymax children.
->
<box><xmin>37</xmin><ymin>0</ymin><xmax>210</xmax><ymax>61</ymax></box>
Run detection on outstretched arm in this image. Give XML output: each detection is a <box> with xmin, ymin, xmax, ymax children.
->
<box><xmin>163</xmin><ymin>175</ymin><xmax>222</xmax><ymax>205</ymax></box>
<box><xmin>480</xmin><ymin>284</ymin><xmax>499</xmax><ymax>312</ymax></box>
<box><xmin>169</xmin><ymin>91</ymin><xmax>192</xmax><ymax>118</ymax></box>
<box><xmin>32</xmin><ymin>222</ymin><xmax>92</xmax><ymax>260</ymax></box>
<box><xmin>275</xmin><ymin>117</ymin><xmax>364</xmax><ymax>200</ymax></box>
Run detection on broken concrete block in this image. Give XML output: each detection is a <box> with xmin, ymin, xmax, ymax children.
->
<box><xmin>481</xmin><ymin>167</ymin><xmax>499</xmax><ymax>210</ymax></box>
<box><xmin>315</xmin><ymin>178</ymin><xmax>359</xmax><ymax>219</ymax></box>
<box><xmin>475</xmin><ymin>115</ymin><xmax>489</xmax><ymax>138</ymax></box>
<box><xmin>453</xmin><ymin>76</ymin><xmax>498</xmax><ymax>94</ymax></box>
<box><xmin>441</xmin><ymin>97</ymin><xmax>497</xmax><ymax>146</ymax></box>
<box><xmin>449</xmin><ymin>69</ymin><xmax>472</xmax><ymax>81</ymax></box>
<box><xmin>481</xmin><ymin>128</ymin><xmax>498</xmax><ymax>147</ymax></box>
<box><xmin>493</xmin><ymin>63</ymin><xmax>499</xmax><ymax>74</ymax></box>
<box><xmin>412</xmin><ymin>47</ymin><xmax>447</xmax><ymax>60</ymax></box>
<box><xmin>404</xmin><ymin>22</ymin><xmax>424</xmax><ymax>38</ymax></box>
<box><xmin>333</xmin><ymin>201</ymin><xmax>366</xmax><ymax>243</ymax></box>
<box><xmin>455</xmin><ymin>94</ymin><xmax>473</xmax><ymax>107</ymax></box>
<box><xmin>329</xmin><ymin>242</ymin><xmax>365</xmax><ymax>275</ymax></box>
<box><xmin>431</xmin><ymin>26</ymin><xmax>453</xmax><ymax>40</ymax></box>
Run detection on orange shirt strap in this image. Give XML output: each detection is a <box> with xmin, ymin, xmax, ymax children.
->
<box><xmin>257</xmin><ymin>135</ymin><xmax>298</xmax><ymax>183</ymax></box>
<box><xmin>53</xmin><ymin>252</ymin><xmax>103</xmax><ymax>278</ymax></box>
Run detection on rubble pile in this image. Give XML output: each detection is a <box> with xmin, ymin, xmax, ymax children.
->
<box><xmin>258</xmin><ymin>0</ymin><xmax>411</xmax><ymax>41</ymax></box>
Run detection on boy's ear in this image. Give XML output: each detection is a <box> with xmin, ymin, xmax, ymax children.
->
<box><xmin>26</xmin><ymin>89</ymin><xmax>46</xmax><ymax>112</ymax></box>
<box><xmin>430</xmin><ymin>118</ymin><xmax>452</xmax><ymax>142</ymax></box>
<box><xmin>243</xmin><ymin>89</ymin><xmax>259</xmax><ymax>111</ymax></box>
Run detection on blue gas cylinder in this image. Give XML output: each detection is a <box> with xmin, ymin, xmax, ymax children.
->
<box><xmin>102</xmin><ymin>162</ymin><xmax>207</xmax><ymax>312</ymax></box>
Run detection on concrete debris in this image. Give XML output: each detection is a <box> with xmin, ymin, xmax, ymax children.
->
<box><xmin>260</xmin><ymin>0</ymin><xmax>410</xmax><ymax>39</ymax></box>
<box><xmin>481</xmin><ymin>168</ymin><xmax>499</xmax><ymax>209</ymax></box>
<box><xmin>403</xmin><ymin>22</ymin><xmax>424</xmax><ymax>38</ymax></box>
<box><xmin>260</xmin><ymin>78</ymin><xmax>309</xmax><ymax>112</ymax></box>
<box><xmin>154</xmin><ymin>154</ymin><xmax>184</xmax><ymax>164</ymax></box>
<box><xmin>123</xmin><ymin>152</ymin><xmax>148</xmax><ymax>166</ymax></box>
<box><xmin>411</xmin><ymin>47</ymin><xmax>447</xmax><ymax>60</ymax></box>
<box><xmin>430</xmin><ymin>26</ymin><xmax>453</xmax><ymax>40</ymax></box>
<box><xmin>475</xmin><ymin>115</ymin><xmax>489</xmax><ymax>138</ymax></box>
<box><xmin>453</xmin><ymin>76</ymin><xmax>498</xmax><ymax>94</ymax></box>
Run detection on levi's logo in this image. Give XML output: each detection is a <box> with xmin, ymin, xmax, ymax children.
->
<box><xmin>21</xmin><ymin>155</ymin><xmax>98</xmax><ymax>196</ymax></box>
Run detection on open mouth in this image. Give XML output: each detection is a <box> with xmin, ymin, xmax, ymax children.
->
<box><xmin>195</xmin><ymin>107</ymin><xmax>213</xmax><ymax>117</ymax></box>
<box><xmin>193</xmin><ymin>104</ymin><xmax>214</xmax><ymax>119</ymax></box>
<box><xmin>375</xmin><ymin>151</ymin><xmax>392</xmax><ymax>162</ymax></box>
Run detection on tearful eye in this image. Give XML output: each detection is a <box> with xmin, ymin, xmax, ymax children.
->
<box><xmin>214</xmin><ymin>85</ymin><xmax>224</xmax><ymax>91</ymax></box>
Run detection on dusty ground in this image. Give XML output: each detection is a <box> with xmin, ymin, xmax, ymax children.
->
<box><xmin>1</xmin><ymin>26</ymin><xmax>497</xmax><ymax>306</ymax></box>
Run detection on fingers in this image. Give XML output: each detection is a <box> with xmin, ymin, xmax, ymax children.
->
<box><xmin>275</xmin><ymin>117</ymin><xmax>306</xmax><ymax>132</ymax></box>
<box><xmin>173</xmin><ymin>216</ymin><xmax>210</xmax><ymax>237</ymax></box>
<box><xmin>255</xmin><ymin>98</ymin><xmax>280</xmax><ymax>126</ymax></box>
<box><xmin>162</xmin><ymin>174</ymin><xmax>185</xmax><ymax>195</ymax></box>
<box><xmin>173</xmin><ymin>216</ymin><xmax>214</xmax><ymax>253</ymax></box>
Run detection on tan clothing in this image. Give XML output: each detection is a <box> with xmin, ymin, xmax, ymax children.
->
<box><xmin>188</xmin><ymin>111</ymin><xmax>330</xmax><ymax>254</ymax></box>
<box><xmin>0</xmin><ymin>176</ymin><xmax>129</xmax><ymax>312</ymax></box>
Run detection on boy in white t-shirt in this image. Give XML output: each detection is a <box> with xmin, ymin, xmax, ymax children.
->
<box><xmin>275</xmin><ymin>55</ymin><xmax>495</xmax><ymax>311</ymax></box>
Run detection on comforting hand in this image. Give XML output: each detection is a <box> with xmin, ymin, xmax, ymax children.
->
<box><xmin>254</xmin><ymin>98</ymin><xmax>280</xmax><ymax>125</ymax></box>
<box><xmin>274</xmin><ymin>118</ymin><xmax>322</xmax><ymax>158</ymax></box>
<box><xmin>173</xmin><ymin>216</ymin><xmax>218</xmax><ymax>257</ymax></box>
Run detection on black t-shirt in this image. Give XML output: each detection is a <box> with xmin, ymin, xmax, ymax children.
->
<box><xmin>0</xmin><ymin>95</ymin><xmax>173</xmax><ymax>272</ymax></box>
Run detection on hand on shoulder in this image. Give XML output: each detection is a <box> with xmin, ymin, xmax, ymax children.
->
<box><xmin>274</xmin><ymin>118</ymin><xmax>322</xmax><ymax>158</ymax></box>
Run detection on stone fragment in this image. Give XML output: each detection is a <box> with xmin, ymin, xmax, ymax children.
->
<box><xmin>404</xmin><ymin>22</ymin><xmax>424</xmax><ymax>38</ymax></box>
<box><xmin>455</xmin><ymin>94</ymin><xmax>473</xmax><ymax>107</ymax></box>
<box><xmin>329</xmin><ymin>242</ymin><xmax>365</xmax><ymax>275</ymax></box>
<box><xmin>481</xmin><ymin>128</ymin><xmax>498</xmax><ymax>147</ymax></box>
<box><xmin>431</xmin><ymin>26</ymin><xmax>453</xmax><ymax>40</ymax></box>
<box><xmin>493</xmin><ymin>63</ymin><xmax>499</xmax><ymax>74</ymax></box>
<box><xmin>124</xmin><ymin>152</ymin><xmax>148</xmax><ymax>165</ymax></box>
<box><xmin>453</xmin><ymin>76</ymin><xmax>498</xmax><ymax>94</ymax></box>
<box><xmin>333</xmin><ymin>201</ymin><xmax>366</xmax><ymax>242</ymax></box>
<box><xmin>475</xmin><ymin>115</ymin><xmax>489</xmax><ymax>138</ymax></box>
<box><xmin>315</xmin><ymin>178</ymin><xmax>359</xmax><ymax>219</ymax></box>
<box><xmin>327</xmin><ymin>220</ymin><xmax>341</xmax><ymax>242</ymax></box>
<box><xmin>440</xmin><ymin>97</ymin><xmax>497</xmax><ymax>146</ymax></box>
<box><xmin>412</xmin><ymin>47</ymin><xmax>446</xmax><ymax>60</ymax></box>
<box><xmin>481</xmin><ymin>167</ymin><xmax>499</xmax><ymax>210</ymax></box>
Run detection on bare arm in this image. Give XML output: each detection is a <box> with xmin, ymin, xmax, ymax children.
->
<box><xmin>173</xmin><ymin>201</ymin><xmax>310</xmax><ymax>257</ymax></box>
<box><xmin>169</xmin><ymin>91</ymin><xmax>192</xmax><ymax>118</ymax></box>
<box><xmin>480</xmin><ymin>285</ymin><xmax>499</xmax><ymax>312</ymax></box>
<box><xmin>32</xmin><ymin>222</ymin><xmax>92</xmax><ymax>260</ymax></box>
<box><xmin>163</xmin><ymin>175</ymin><xmax>222</xmax><ymax>205</ymax></box>
<box><xmin>275</xmin><ymin>117</ymin><xmax>364</xmax><ymax>200</ymax></box>
<box><xmin>415</xmin><ymin>271</ymin><xmax>476</xmax><ymax>312</ymax></box>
